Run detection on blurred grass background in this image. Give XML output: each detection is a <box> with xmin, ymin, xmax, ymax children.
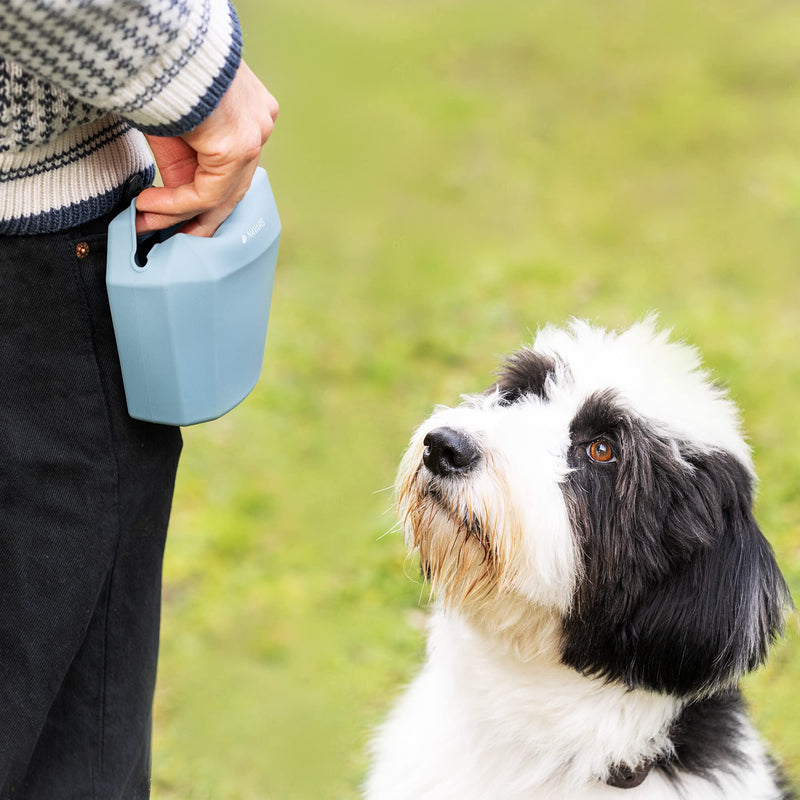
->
<box><xmin>152</xmin><ymin>0</ymin><xmax>800</xmax><ymax>796</ymax></box>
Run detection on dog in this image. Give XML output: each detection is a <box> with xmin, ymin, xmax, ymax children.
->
<box><xmin>365</xmin><ymin>319</ymin><xmax>794</xmax><ymax>799</ymax></box>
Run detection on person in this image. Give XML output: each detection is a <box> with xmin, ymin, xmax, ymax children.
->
<box><xmin>0</xmin><ymin>1</ymin><xmax>278</xmax><ymax>796</ymax></box>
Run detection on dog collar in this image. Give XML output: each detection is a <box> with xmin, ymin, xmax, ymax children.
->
<box><xmin>605</xmin><ymin>760</ymin><xmax>654</xmax><ymax>789</ymax></box>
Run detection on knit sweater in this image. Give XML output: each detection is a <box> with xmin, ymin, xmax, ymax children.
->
<box><xmin>0</xmin><ymin>0</ymin><xmax>243</xmax><ymax>235</ymax></box>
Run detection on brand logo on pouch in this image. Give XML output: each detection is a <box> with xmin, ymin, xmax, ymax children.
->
<box><xmin>241</xmin><ymin>217</ymin><xmax>266</xmax><ymax>244</ymax></box>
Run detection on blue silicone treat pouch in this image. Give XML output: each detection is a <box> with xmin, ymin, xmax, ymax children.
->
<box><xmin>106</xmin><ymin>167</ymin><xmax>280</xmax><ymax>426</ymax></box>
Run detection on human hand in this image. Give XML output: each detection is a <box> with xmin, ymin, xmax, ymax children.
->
<box><xmin>135</xmin><ymin>61</ymin><xmax>279</xmax><ymax>237</ymax></box>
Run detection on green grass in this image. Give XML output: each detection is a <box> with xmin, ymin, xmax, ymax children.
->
<box><xmin>152</xmin><ymin>1</ymin><xmax>800</xmax><ymax>796</ymax></box>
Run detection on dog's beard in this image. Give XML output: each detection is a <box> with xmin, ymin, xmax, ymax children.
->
<box><xmin>405</xmin><ymin>491</ymin><xmax>497</xmax><ymax>607</ymax></box>
<box><xmin>397</xmin><ymin>452</ymin><xmax>520</xmax><ymax>611</ymax></box>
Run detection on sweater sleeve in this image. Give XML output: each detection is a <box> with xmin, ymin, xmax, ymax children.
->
<box><xmin>0</xmin><ymin>0</ymin><xmax>242</xmax><ymax>136</ymax></box>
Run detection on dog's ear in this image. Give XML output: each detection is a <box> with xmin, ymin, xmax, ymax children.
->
<box><xmin>623</xmin><ymin>451</ymin><xmax>792</xmax><ymax>694</ymax></box>
<box><xmin>563</xmin><ymin>445</ymin><xmax>792</xmax><ymax>696</ymax></box>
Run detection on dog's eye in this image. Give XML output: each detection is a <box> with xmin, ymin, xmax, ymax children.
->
<box><xmin>587</xmin><ymin>439</ymin><xmax>616</xmax><ymax>463</ymax></box>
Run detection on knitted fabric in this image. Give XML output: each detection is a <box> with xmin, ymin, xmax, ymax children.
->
<box><xmin>0</xmin><ymin>0</ymin><xmax>243</xmax><ymax>234</ymax></box>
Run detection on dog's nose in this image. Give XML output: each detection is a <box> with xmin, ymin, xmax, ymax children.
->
<box><xmin>423</xmin><ymin>427</ymin><xmax>480</xmax><ymax>476</ymax></box>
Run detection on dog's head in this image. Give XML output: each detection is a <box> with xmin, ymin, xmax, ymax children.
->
<box><xmin>397</xmin><ymin>319</ymin><xmax>791</xmax><ymax>696</ymax></box>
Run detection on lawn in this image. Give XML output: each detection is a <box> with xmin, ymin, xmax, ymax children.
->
<box><xmin>152</xmin><ymin>1</ymin><xmax>800</xmax><ymax>797</ymax></box>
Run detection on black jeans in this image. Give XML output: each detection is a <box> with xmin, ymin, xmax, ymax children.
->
<box><xmin>0</xmin><ymin>213</ymin><xmax>182</xmax><ymax>798</ymax></box>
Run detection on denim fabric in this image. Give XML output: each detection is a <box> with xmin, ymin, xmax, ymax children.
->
<box><xmin>0</xmin><ymin>211</ymin><xmax>182</xmax><ymax>798</ymax></box>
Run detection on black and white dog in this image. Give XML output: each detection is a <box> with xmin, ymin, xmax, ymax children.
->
<box><xmin>366</xmin><ymin>320</ymin><xmax>794</xmax><ymax>799</ymax></box>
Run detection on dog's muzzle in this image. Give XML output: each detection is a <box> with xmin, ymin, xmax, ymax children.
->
<box><xmin>422</xmin><ymin>427</ymin><xmax>480</xmax><ymax>477</ymax></box>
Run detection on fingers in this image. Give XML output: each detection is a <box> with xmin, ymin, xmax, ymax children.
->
<box><xmin>181</xmin><ymin>164</ymin><xmax>259</xmax><ymax>236</ymax></box>
<box><xmin>134</xmin><ymin>189</ymin><xmax>199</xmax><ymax>235</ymax></box>
<box><xmin>135</xmin><ymin>61</ymin><xmax>279</xmax><ymax>237</ymax></box>
<box><xmin>135</xmin><ymin>158</ymin><xmax>259</xmax><ymax>236</ymax></box>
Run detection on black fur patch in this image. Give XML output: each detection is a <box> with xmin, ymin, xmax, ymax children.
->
<box><xmin>493</xmin><ymin>350</ymin><xmax>557</xmax><ymax>405</ymax></box>
<box><xmin>658</xmin><ymin>690</ymin><xmax>748</xmax><ymax>784</ymax></box>
<box><xmin>561</xmin><ymin>392</ymin><xmax>791</xmax><ymax>695</ymax></box>
<box><xmin>773</xmin><ymin>758</ymin><xmax>799</xmax><ymax>800</ymax></box>
<box><xmin>656</xmin><ymin>690</ymin><xmax>797</xmax><ymax>797</ymax></box>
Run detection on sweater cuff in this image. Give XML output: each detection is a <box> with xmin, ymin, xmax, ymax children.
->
<box><xmin>120</xmin><ymin>1</ymin><xmax>242</xmax><ymax>136</ymax></box>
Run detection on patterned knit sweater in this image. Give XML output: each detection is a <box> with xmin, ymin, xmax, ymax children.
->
<box><xmin>0</xmin><ymin>0</ymin><xmax>243</xmax><ymax>234</ymax></box>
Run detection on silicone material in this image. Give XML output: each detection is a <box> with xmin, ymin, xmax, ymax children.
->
<box><xmin>106</xmin><ymin>167</ymin><xmax>280</xmax><ymax>426</ymax></box>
